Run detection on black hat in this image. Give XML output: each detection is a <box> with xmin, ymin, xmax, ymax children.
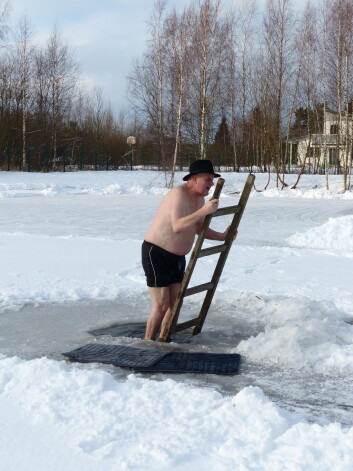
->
<box><xmin>183</xmin><ymin>159</ymin><xmax>221</xmax><ymax>181</ymax></box>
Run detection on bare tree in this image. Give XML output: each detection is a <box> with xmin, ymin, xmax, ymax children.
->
<box><xmin>226</xmin><ymin>22</ymin><xmax>239</xmax><ymax>170</ymax></box>
<box><xmin>339</xmin><ymin>0</ymin><xmax>353</xmax><ymax>190</ymax></box>
<box><xmin>290</xmin><ymin>1</ymin><xmax>319</xmax><ymax>187</ymax></box>
<box><xmin>233</xmin><ymin>0</ymin><xmax>258</xmax><ymax>168</ymax></box>
<box><xmin>128</xmin><ymin>0</ymin><xmax>168</xmax><ymax>176</ymax></box>
<box><xmin>129</xmin><ymin>0</ymin><xmax>166</xmax><ymax>170</ymax></box>
<box><xmin>185</xmin><ymin>0</ymin><xmax>230</xmax><ymax>159</ymax></box>
<box><xmin>0</xmin><ymin>1</ymin><xmax>13</xmax><ymax>164</ymax></box>
<box><xmin>41</xmin><ymin>26</ymin><xmax>78</xmax><ymax>169</ymax></box>
<box><xmin>251</xmin><ymin>38</ymin><xmax>280</xmax><ymax>178</ymax></box>
<box><xmin>0</xmin><ymin>0</ymin><xmax>10</xmax><ymax>44</ymax></box>
<box><xmin>325</xmin><ymin>0</ymin><xmax>353</xmax><ymax>190</ymax></box>
<box><xmin>164</xmin><ymin>7</ymin><xmax>192</xmax><ymax>186</ymax></box>
<box><xmin>87</xmin><ymin>86</ymin><xmax>109</xmax><ymax>166</ymax></box>
<box><xmin>317</xmin><ymin>0</ymin><xmax>331</xmax><ymax>189</ymax></box>
<box><xmin>262</xmin><ymin>0</ymin><xmax>296</xmax><ymax>185</ymax></box>
<box><xmin>11</xmin><ymin>15</ymin><xmax>35</xmax><ymax>170</ymax></box>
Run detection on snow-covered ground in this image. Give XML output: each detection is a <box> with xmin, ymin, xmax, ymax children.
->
<box><xmin>1</xmin><ymin>170</ymin><xmax>353</xmax><ymax>470</ymax></box>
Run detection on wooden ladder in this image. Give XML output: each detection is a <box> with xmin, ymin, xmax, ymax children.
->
<box><xmin>159</xmin><ymin>173</ymin><xmax>255</xmax><ymax>342</ymax></box>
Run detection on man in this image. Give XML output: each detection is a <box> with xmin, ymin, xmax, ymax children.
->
<box><xmin>142</xmin><ymin>159</ymin><xmax>232</xmax><ymax>341</ymax></box>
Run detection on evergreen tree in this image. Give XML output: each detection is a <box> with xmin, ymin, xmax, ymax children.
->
<box><xmin>214</xmin><ymin>116</ymin><xmax>230</xmax><ymax>148</ymax></box>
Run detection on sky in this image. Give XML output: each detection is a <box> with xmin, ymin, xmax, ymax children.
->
<box><xmin>7</xmin><ymin>0</ymin><xmax>307</xmax><ymax>118</ymax></box>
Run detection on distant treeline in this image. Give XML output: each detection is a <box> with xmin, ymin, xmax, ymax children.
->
<box><xmin>0</xmin><ymin>2</ymin><xmax>133</xmax><ymax>173</ymax></box>
<box><xmin>0</xmin><ymin>0</ymin><xmax>352</xmax><ymax>189</ymax></box>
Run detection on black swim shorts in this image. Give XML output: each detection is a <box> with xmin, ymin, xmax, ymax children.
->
<box><xmin>141</xmin><ymin>240</ymin><xmax>186</xmax><ymax>287</ymax></box>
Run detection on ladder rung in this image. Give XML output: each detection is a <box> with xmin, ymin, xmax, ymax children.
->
<box><xmin>175</xmin><ymin>318</ymin><xmax>199</xmax><ymax>332</ymax></box>
<box><xmin>198</xmin><ymin>243</ymin><xmax>228</xmax><ymax>258</ymax></box>
<box><xmin>185</xmin><ymin>282</ymin><xmax>214</xmax><ymax>297</ymax></box>
<box><xmin>213</xmin><ymin>205</ymin><xmax>241</xmax><ymax>217</ymax></box>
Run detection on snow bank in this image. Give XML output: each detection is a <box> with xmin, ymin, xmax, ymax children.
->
<box><xmin>256</xmin><ymin>186</ymin><xmax>353</xmax><ymax>200</ymax></box>
<box><xmin>1</xmin><ymin>355</ymin><xmax>352</xmax><ymax>471</ymax></box>
<box><xmin>0</xmin><ymin>234</ymin><xmax>144</xmax><ymax>313</ymax></box>
<box><xmin>235</xmin><ymin>294</ymin><xmax>353</xmax><ymax>375</ymax></box>
<box><xmin>0</xmin><ymin>171</ymin><xmax>170</xmax><ymax>198</ymax></box>
<box><xmin>1</xmin><ymin>170</ymin><xmax>352</xmax><ymax>199</ymax></box>
<box><xmin>288</xmin><ymin>215</ymin><xmax>353</xmax><ymax>254</ymax></box>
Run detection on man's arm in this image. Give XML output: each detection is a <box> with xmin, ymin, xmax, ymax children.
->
<box><xmin>171</xmin><ymin>195</ymin><xmax>219</xmax><ymax>234</ymax></box>
<box><xmin>204</xmin><ymin>226</ymin><xmax>237</xmax><ymax>241</ymax></box>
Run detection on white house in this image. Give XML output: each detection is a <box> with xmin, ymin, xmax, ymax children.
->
<box><xmin>288</xmin><ymin>110</ymin><xmax>353</xmax><ymax>169</ymax></box>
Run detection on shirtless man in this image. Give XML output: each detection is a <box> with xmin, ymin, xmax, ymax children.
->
<box><xmin>142</xmin><ymin>159</ymin><xmax>232</xmax><ymax>341</ymax></box>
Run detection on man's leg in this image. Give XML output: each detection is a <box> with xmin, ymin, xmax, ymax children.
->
<box><xmin>144</xmin><ymin>286</ymin><xmax>171</xmax><ymax>340</ymax></box>
<box><xmin>144</xmin><ymin>283</ymin><xmax>181</xmax><ymax>340</ymax></box>
<box><xmin>159</xmin><ymin>283</ymin><xmax>181</xmax><ymax>340</ymax></box>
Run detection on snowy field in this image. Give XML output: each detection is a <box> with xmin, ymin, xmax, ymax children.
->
<box><xmin>1</xmin><ymin>169</ymin><xmax>353</xmax><ymax>470</ymax></box>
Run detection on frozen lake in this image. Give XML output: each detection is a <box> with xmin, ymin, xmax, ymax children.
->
<box><xmin>1</xmin><ymin>171</ymin><xmax>353</xmax><ymax>470</ymax></box>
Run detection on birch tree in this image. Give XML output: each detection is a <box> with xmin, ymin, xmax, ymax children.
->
<box><xmin>227</xmin><ymin>23</ymin><xmax>239</xmax><ymax>170</ymax></box>
<box><xmin>317</xmin><ymin>0</ymin><xmax>331</xmax><ymax>188</ymax></box>
<box><xmin>233</xmin><ymin>0</ymin><xmax>258</xmax><ymax>168</ymax></box>
<box><xmin>165</xmin><ymin>7</ymin><xmax>192</xmax><ymax>186</ymax></box>
<box><xmin>335</xmin><ymin>0</ymin><xmax>353</xmax><ymax>190</ymax></box>
<box><xmin>87</xmin><ymin>86</ymin><xmax>109</xmax><ymax>167</ymax></box>
<box><xmin>0</xmin><ymin>0</ymin><xmax>10</xmax><ymax>44</ymax></box>
<box><xmin>185</xmin><ymin>0</ymin><xmax>230</xmax><ymax>159</ymax></box>
<box><xmin>128</xmin><ymin>0</ymin><xmax>168</xmax><ymax>174</ymax></box>
<box><xmin>324</xmin><ymin>0</ymin><xmax>353</xmax><ymax>189</ymax></box>
<box><xmin>0</xmin><ymin>1</ymin><xmax>12</xmax><ymax>161</ymax></box>
<box><xmin>291</xmin><ymin>0</ymin><xmax>319</xmax><ymax>187</ymax></box>
<box><xmin>12</xmin><ymin>15</ymin><xmax>35</xmax><ymax>170</ymax></box>
<box><xmin>42</xmin><ymin>26</ymin><xmax>78</xmax><ymax>169</ymax></box>
<box><xmin>262</xmin><ymin>0</ymin><xmax>295</xmax><ymax>183</ymax></box>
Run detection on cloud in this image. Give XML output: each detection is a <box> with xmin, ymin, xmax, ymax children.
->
<box><xmin>7</xmin><ymin>0</ymin><xmax>307</xmax><ymax>116</ymax></box>
<box><xmin>9</xmin><ymin>0</ymin><xmax>151</xmax><ymax>114</ymax></box>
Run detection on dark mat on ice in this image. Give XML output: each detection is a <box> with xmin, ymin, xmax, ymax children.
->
<box><xmin>88</xmin><ymin>322</ymin><xmax>192</xmax><ymax>344</ymax></box>
<box><xmin>63</xmin><ymin>344</ymin><xmax>241</xmax><ymax>375</ymax></box>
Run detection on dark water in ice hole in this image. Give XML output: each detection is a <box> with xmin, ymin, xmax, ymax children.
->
<box><xmin>0</xmin><ymin>296</ymin><xmax>352</xmax><ymax>428</ymax></box>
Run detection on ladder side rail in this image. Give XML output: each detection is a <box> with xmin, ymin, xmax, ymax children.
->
<box><xmin>224</xmin><ymin>174</ymin><xmax>255</xmax><ymax>244</ymax></box>
<box><xmin>192</xmin><ymin>244</ymin><xmax>232</xmax><ymax>335</ymax></box>
<box><xmin>159</xmin><ymin>177</ymin><xmax>225</xmax><ymax>342</ymax></box>
<box><xmin>192</xmin><ymin>173</ymin><xmax>255</xmax><ymax>335</ymax></box>
<box><xmin>160</xmin><ymin>218</ymin><xmax>210</xmax><ymax>341</ymax></box>
<box><xmin>175</xmin><ymin>176</ymin><xmax>225</xmax><ymax>300</ymax></box>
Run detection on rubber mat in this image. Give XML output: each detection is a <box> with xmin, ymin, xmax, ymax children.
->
<box><xmin>63</xmin><ymin>344</ymin><xmax>241</xmax><ymax>375</ymax></box>
<box><xmin>88</xmin><ymin>322</ymin><xmax>192</xmax><ymax>343</ymax></box>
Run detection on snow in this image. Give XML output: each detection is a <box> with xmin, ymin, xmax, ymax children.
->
<box><xmin>2</xmin><ymin>357</ymin><xmax>353</xmax><ymax>471</ymax></box>
<box><xmin>288</xmin><ymin>215</ymin><xmax>353</xmax><ymax>253</ymax></box>
<box><xmin>1</xmin><ymin>169</ymin><xmax>353</xmax><ymax>470</ymax></box>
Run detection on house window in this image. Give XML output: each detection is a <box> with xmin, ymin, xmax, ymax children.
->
<box><xmin>329</xmin><ymin>147</ymin><xmax>339</xmax><ymax>165</ymax></box>
<box><xmin>330</xmin><ymin>124</ymin><xmax>338</xmax><ymax>134</ymax></box>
